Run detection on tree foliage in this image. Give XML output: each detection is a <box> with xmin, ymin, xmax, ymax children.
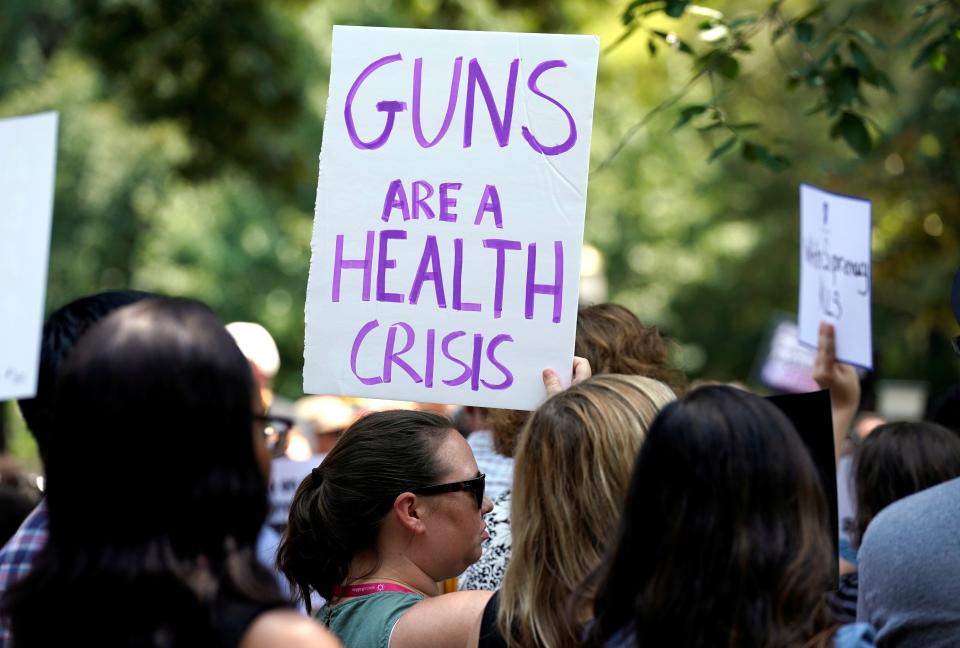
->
<box><xmin>1</xmin><ymin>0</ymin><xmax>957</xmax><ymax>407</ymax></box>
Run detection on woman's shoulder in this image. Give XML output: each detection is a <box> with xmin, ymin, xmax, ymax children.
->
<box><xmin>240</xmin><ymin>609</ymin><xmax>342</xmax><ymax>648</ymax></box>
<box><xmin>833</xmin><ymin>622</ymin><xmax>876</xmax><ymax>648</ymax></box>
<box><xmin>392</xmin><ymin>590</ymin><xmax>494</xmax><ymax>648</ymax></box>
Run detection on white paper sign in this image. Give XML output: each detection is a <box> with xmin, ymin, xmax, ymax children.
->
<box><xmin>304</xmin><ymin>26</ymin><xmax>599</xmax><ymax>409</ymax></box>
<box><xmin>268</xmin><ymin>455</ymin><xmax>321</xmax><ymax>528</ymax></box>
<box><xmin>0</xmin><ymin>112</ymin><xmax>58</xmax><ymax>401</ymax></box>
<box><xmin>798</xmin><ymin>183</ymin><xmax>872</xmax><ymax>369</ymax></box>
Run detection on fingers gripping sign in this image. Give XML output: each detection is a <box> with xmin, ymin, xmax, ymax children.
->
<box><xmin>542</xmin><ymin>356</ymin><xmax>592</xmax><ymax>398</ymax></box>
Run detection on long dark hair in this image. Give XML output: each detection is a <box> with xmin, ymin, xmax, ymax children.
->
<box><xmin>587</xmin><ymin>386</ymin><xmax>835</xmax><ymax>648</ymax></box>
<box><xmin>852</xmin><ymin>421</ymin><xmax>960</xmax><ymax>546</ymax></box>
<box><xmin>277</xmin><ymin>410</ymin><xmax>452</xmax><ymax>611</ymax></box>
<box><xmin>17</xmin><ymin>290</ymin><xmax>153</xmax><ymax>465</ymax></box>
<box><xmin>4</xmin><ymin>297</ymin><xmax>283</xmax><ymax>647</ymax></box>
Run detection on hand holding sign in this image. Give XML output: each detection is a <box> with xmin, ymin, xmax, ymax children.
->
<box><xmin>542</xmin><ymin>355</ymin><xmax>592</xmax><ymax>397</ymax></box>
<box><xmin>798</xmin><ymin>184</ymin><xmax>873</xmax><ymax>369</ymax></box>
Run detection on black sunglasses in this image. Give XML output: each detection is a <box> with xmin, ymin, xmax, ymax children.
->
<box><xmin>411</xmin><ymin>473</ymin><xmax>486</xmax><ymax>509</ymax></box>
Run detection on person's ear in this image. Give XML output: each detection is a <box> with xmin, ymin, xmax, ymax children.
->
<box><xmin>393</xmin><ymin>492</ymin><xmax>428</xmax><ymax>534</ymax></box>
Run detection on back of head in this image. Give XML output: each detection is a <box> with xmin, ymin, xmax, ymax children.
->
<box><xmin>278</xmin><ymin>409</ymin><xmax>452</xmax><ymax>610</ymax></box>
<box><xmin>853</xmin><ymin>421</ymin><xmax>960</xmax><ymax>546</ymax></box>
<box><xmin>489</xmin><ymin>303</ymin><xmax>686</xmax><ymax>458</ymax></box>
<box><xmin>7</xmin><ymin>297</ymin><xmax>277</xmax><ymax>646</ymax></box>
<box><xmin>499</xmin><ymin>375</ymin><xmax>676</xmax><ymax>648</ymax></box>
<box><xmin>575</xmin><ymin>303</ymin><xmax>686</xmax><ymax>394</ymax></box>
<box><xmin>17</xmin><ymin>290</ymin><xmax>153</xmax><ymax>463</ymax></box>
<box><xmin>590</xmin><ymin>386</ymin><xmax>834</xmax><ymax>648</ymax></box>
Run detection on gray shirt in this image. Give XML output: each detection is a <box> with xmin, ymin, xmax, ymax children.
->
<box><xmin>857</xmin><ymin>476</ymin><xmax>960</xmax><ymax>646</ymax></box>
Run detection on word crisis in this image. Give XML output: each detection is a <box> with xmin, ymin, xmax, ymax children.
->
<box><xmin>331</xmin><ymin>231</ymin><xmax>564</xmax><ymax>323</ymax></box>
<box><xmin>349</xmin><ymin>320</ymin><xmax>514</xmax><ymax>392</ymax></box>
<box><xmin>344</xmin><ymin>54</ymin><xmax>578</xmax><ymax>154</ymax></box>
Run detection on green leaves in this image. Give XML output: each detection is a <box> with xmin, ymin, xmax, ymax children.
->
<box><xmin>707</xmin><ymin>136</ymin><xmax>738</xmax><ymax>162</ymax></box>
<box><xmin>664</xmin><ymin>0</ymin><xmax>689</xmax><ymax>18</ymax></box>
<box><xmin>795</xmin><ymin>21</ymin><xmax>815</xmax><ymax>44</ymax></box>
<box><xmin>716</xmin><ymin>53</ymin><xmax>740</xmax><ymax>79</ymax></box>
<box><xmin>673</xmin><ymin>104</ymin><xmax>709</xmax><ymax>129</ymax></box>
<box><xmin>831</xmin><ymin>111</ymin><xmax>872</xmax><ymax>156</ymax></box>
<box><xmin>741</xmin><ymin>141</ymin><xmax>790</xmax><ymax>171</ymax></box>
<box><xmin>912</xmin><ymin>34</ymin><xmax>950</xmax><ymax>69</ymax></box>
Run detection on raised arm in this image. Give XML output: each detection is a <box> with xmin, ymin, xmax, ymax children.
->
<box><xmin>812</xmin><ymin>322</ymin><xmax>861</xmax><ymax>462</ymax></box>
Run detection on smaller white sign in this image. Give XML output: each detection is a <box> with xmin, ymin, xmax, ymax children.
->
<box><xmin>268</xmin><ymin>455</ymin><xmax>322</xmax><ymax>528</ymax></box>
<box><xmin>0</xmin><ymin>112</ymin><xmax>59</xmax><ymax>401</ymax></box>
<box><xmin>798</xmin><ymin>183</ymin><xmax>872</xmax><ymax>369</ymax></box>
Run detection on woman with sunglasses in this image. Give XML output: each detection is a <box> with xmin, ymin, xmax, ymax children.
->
<box><xmin>278</xmin><ymin>409</ymin><xmax>495</xmax><ymax>648</ymax></box>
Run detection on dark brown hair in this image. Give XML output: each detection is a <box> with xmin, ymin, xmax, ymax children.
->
<box><xmin>277</xmin><ymin>410</ymin><xmax>452</xmax><ymax>610</ymax></box>
<box><xmin>852</xmin><ymin>421</ymin><xmax>960</xmax><ymax>546</ymax></box>
<box><xmin>575</xmin><ymin>303</ymin><xmax>686</xmax><ymax>394</ymax></box>
<box><xmin>489</xmin><ymin>303</ymin><xmax>687</xmax><ymax>457</ymax></box>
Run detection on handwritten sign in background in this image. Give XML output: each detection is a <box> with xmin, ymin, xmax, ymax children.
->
<box><xmin>0</xmin><ymin>112</ymin><xmax>58</xmax><ymax>401</ymax></box>
<box><xmin>798</xmin><ymin>183</ymin><xmax>873</xmax><ymax>369</ymax></box>
<box><xmin>304</xmin><ymin>27</ymin><xmax>599</xmax><ymax>409</ymax></box>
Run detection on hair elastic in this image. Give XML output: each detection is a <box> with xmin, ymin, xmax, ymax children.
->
<box><xmin>311</xmin><ymin>466</ymin><xmax>323</xmax><ymax>487</ymax></box>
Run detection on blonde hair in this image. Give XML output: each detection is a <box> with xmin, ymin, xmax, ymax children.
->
<box><xmin>497</xmin><ymin>374</ymin><xmax>676</xmax><ymax>648</ymax></box>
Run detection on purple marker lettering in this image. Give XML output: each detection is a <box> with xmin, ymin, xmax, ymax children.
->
<box><xmin>439</xmin><ymin>182</ymin><xmax>462</xmax><ymax>222</ymax></box>
<box><xmin>413</xmin><ymin>57</ymin><xmax>463</xmax><ymax>148</ymax></box>
<box><xmin>412</xmin><ymin>180</ymin><xmax>436</xmax><ymax>220</ymax></box>
<box><xmin>481</xmin><ymin>334</ymin><xmax>514</xmax><ymax>390</ymax></box>
<box><xmin>520</xmin><ymin>60</ymin><xmax>578</xmax><ymax>156</ymax></box>
<box><xmin>470</xmin><ymin>334</ymin><xmax>483</xmax><ymax>391</ymax></box>
<box><xmin>524</xmin><ymin>241</ymin><xmax>564</xmax><ymax>323</ymax></box>
<box><xmin>441</xmin><ymin>331</ymin><xmax>471</xmax><ymax>386</ymax></box>
<box><xmin>381</xmin><ymin>179</ymin><xmax>411</xmax><ymax>222</ymax></box>
<box><xmin>409</xmin><ymin>235</ymin><xmax>447</xmax><ymax>308</ymax></box>
<box><xmin>332</xmin><ymin>231</ymin><xmax>374</xmax><ymax>302</ymax></box>
<box><xmin>350</xmin><ymin>319</ymin><xmax>383</xmax><ymax>385</ymax></box>
<box><xmin>482</xmin><ymin>238</ymin><xmax>522</xmax><ymax>318</ymax></box>
<box><xmin>376</xmin><ymin>230</ymin><xmax>407</xmax><ymax>303</ymax></box>
<box><xmin>425</xmin><ymin>328</ymin><xmax>436</xmax><ymax>388</ymax></box>
<box><xmin>463</xmin><ymin>58</ymin><xmax>520</xmax><ymax>148</ymax></box>
<box><xmin>344</xmin><ymin>53</ymin><xmax>406</xmax><ymax>150</ymax></box>
<box><xmin>383</xmin><ymin>322</ymin><xmax>422</xmax><ymax>384</ymax></box>
<box><xmin>473</xmin><ymin>184</ymin><xmax>503</xmax><ymax>228</ymax></box>
<box><xmin>453</xmin><ymin>238</ymin><xmax>481</xmax><ymax>312</ymax></box>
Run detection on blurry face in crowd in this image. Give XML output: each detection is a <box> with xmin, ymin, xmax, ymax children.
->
<box><xmin>417</xmin><ymin>429</ymin><xmax>492</xmax><ymax>578</ymax></box>
<box><xmin>252</xmin><ymin>395</ymin><xmax>272</xmax><ymax>481</ymax></box>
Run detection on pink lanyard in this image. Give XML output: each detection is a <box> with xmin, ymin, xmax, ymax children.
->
<box><xmin>332</xmin><ymin>582</ymin><xmax>418</xmax><ymax>599</ymax></box>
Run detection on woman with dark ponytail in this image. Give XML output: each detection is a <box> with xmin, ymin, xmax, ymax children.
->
<box><xmin>277</xmin><ymin>409</ymin><xmax>498</xmax><ymax>648</ymax></box>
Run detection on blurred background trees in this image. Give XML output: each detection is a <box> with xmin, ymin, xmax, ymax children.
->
<box><xmin>2</xmin><ymin>0</ymin><xmax>957</xmax><ymax>454</ymax></box>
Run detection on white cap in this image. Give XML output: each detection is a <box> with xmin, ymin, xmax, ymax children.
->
<box><xmin>226</xmin><ymin>321</ymin><xmax>280</xmax><ymax>379</ymax></box>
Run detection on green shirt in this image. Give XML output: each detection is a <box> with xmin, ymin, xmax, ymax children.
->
<box><xmin>316</xmin><ymin>592</ymin><xmax>425</xmax><ymax>648</ymax></box>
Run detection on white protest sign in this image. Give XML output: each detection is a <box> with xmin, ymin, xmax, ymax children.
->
<box><xmin>268</xmin><ymin>455</ymin><xmax>320</xmax><ymax>528</ymax></box>
<box><xmin>798</xmin><ymin>183</ymin><xmax>872</xmax><ymax>369</ymax></box>
<box><xmin>0</xmin><ymin>112</ymin><xmax>58</xmax><ymax>401</ymax></box>
<box><xmin>304</xmin><ymin>26</ymin><xmax>599</xmax><ymax>410</ymax></box>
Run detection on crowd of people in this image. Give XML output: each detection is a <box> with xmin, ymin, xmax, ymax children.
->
<box><xmin>0</xmin><ymin>289</ymin><xmax>957</xmax><ymax>647</ymax></box>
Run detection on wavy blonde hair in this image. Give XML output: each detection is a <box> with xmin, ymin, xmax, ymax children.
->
<box><xmin>497</xmin><ymin>374</ymin><xmax>676</xmax><ymax>648</ymax></box>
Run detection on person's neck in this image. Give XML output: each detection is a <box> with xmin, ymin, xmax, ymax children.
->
<box><xmin>345</xmin><ymin>551</ymin><xmax>440</xmax><ymax>598</ymax></box>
